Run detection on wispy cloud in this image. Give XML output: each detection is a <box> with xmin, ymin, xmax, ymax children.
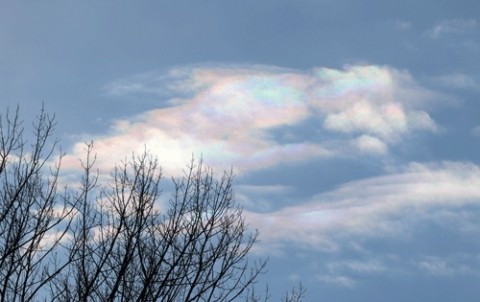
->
<box><xmin>327</xmin><ymin>259</ymin><xmax>386</xmax><ymax>274</ymax></box>
<box><xmin>236</xmin><ymin>184</ymin><xmax>295</xmax><ymax>212</ymax></box>
<box><xmin>246</xmin><ymin>161</ymin><xmax>480</xmax><ymax>251</ymax></box>
<box><xmin>63</xmin><ymin>64</ymin><xmax>439</xmax><ymax>176</ymax></box>
<box><xmin>426</xmin><ymin>18</ymin><xmax>478</xmax><ymax>39</ymax></box>
<box><xmin>394</xmin><ymin>20</ymin><xmax>412</xmax><ymax>31</ymax></box>
<box><xmin>430</xmin><ymin>73</ymin><xmax>480</xmax><ymax>91</ymax></box>
<box><xmin>315</xmin><ymin>252</ymin><xmax>480</xmax><ymax>287</ymax></box>
<box><xmin>316</xmin><ymin>259</ymin><xmax>387</xmax><ymax>287</ymax></box>
<box><xmin>415</xmin><ymin>254</ymin><xmax>480</xmax><ymax>277</ymax></box>
<box><xmin>317</xmin><ymin>275</ymin><xmax>357</xmax><ymax>288</ymax></box>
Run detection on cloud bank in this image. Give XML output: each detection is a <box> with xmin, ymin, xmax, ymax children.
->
<box><xmin>60</xmin><ymin>63</ymin><xmax>480</xmax><ymax>291</ymax></box>
<box><xmin>244</xmin><ymin>161</ymin><xmax>480</xmax><ymax>286</ymax></box>
<box><xmin>63</xmin><ymin>64</ymin><xmax>438</xmax><ymax>175</ymax></box>
<box><xmin>246</xmin><ymin>161</ymin><xmax>480</xmax><ymax>252</ymax></box>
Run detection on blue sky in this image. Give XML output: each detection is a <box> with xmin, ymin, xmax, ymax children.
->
<box><xmin>2</xmin><ymin>1</ymin><xmax>480</xmax><ymax>301</ymax></box>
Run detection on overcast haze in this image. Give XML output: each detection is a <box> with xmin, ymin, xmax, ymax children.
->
<box><xmin>2</xmin><ymin>1</ymin><xmax>480</xmax><ymax>301</ymax></box>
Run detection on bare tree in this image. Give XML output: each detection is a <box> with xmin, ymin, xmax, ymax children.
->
<box><xmin>0</xmin><ymin>107</ymin><xmax>305</xmax><ymax>302</ymax></box>
<box><xmin>0</xmin><ymin>106</ymin><xmax>73</xmax><ymax>302</ymax></box>
<box><xmin>281</xmin><ymin>284</ymin><xmax>306</xmax><ymax>302</ymax></box>
<box><xmin>53</xmin><ymin>146</ymin><xmax>268</xmax><ymax>302</ymax></box>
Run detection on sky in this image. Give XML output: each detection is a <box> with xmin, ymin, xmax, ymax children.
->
<box><xmin>1</xmin><ymin>0</ymin><xmax>480</xmax><ymax>301</ymax></box>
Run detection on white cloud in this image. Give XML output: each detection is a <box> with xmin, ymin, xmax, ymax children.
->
<box><xmin>317</xmin><ymin>275</ymin><xmax>356</xmax><ymax>288</ymax></box>
<box><xmin>430</xmin><ymin>73</ymin><xmax>480</xmax><ymax>91</ymax></box>
<box><xmin>63</xmin><ymin>64</ymin><xmax>439</xmax><ymax>176</ymax></box>
<box><xmin>324</xmin><ymin>101</ymin><xmax>408</xmax><ymax>139</ymax></box>
<box><xmin>315</xmin><ymin>253</ymin><xmax>480</xmax><ymax>287</ymax></box>
<box><xmin>315</xmin><ymin>257</ymin><xmax>395</xmax><ymax>287</ymax></box>
<box><xmin>427</xmin><ymin>18</ymin><xmax>478</xmax><ymax>39</ymax></box>
<box><xmin>407</xmin><ymin>111</ymin><xmax>438</xmax><ymax>132</ymax></box>
<box><xmin>417</xmin><ymin>257</ymin><xmax>456</xmax><ymax>276</ymax></box>
<box><xmin>246</xmin><ymin>161</ymin><xmax>480</xmax><ymax>252</ymax></box>
<box><xmin>415</xmin><ymin>254</ymin><xmax>480</xmax><ymax>277</ymax></box>
<box><xmin>327</xmin><ymin>259</ymin><xmax>386</xmax><ymax>274</ymax></box>
<box><xmin>351</xmin><ymin>135</ymin><xmax>388</xmax><ymax>154</ymax></box>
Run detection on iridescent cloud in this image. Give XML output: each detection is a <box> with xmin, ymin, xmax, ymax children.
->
<box><xmin>63</xmin><ymin>64</ymin><xmax>438</xmax><ymax>175</ymax></box>
<box><xmin>245</xmin><ymin>161</ymin><xmax>480</xmax><ymax>252</ymax></box>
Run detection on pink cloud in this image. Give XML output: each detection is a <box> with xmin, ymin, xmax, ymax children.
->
<box><xmin>64</xmin><ymin>64</ymin><xmax>439</xmax><ymax>175</ymax></box>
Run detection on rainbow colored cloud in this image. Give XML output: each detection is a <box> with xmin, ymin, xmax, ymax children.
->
<box><xmin>63</xmin><ymin>64</ymin><xmax>439</xmax><ymax>175</ymax></box>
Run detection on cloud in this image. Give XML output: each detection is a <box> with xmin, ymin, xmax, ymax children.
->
<box><xmin>245</xmin><ymin>161</ymin><xmax>480</xmax><ymax>252</ymax></box>
<box><xmin>315</xmin><ymin>252</ymin><xmax>480</xmax><ymax>287</ymax></box>
<box><xmin>244</xmin><ymin>161</ymin><xmax>480</xmax><ymax>285</ymax></box>
<box><xmin>414</xmin><ymin>254</ymin><xmax>480</xmax><ymax>277</ymax></box>
<box><xmin>63</xmin><ymin>64</ymin><xmax>439</xmax><ymax>176</ymax></box>
<box><xmin>427</xmin><ymin>19</ymin><xmax>478</xmax><ymax>39</ymax></box>
<box><xmin>394</xmin><ymin>20</ymin><xmax>412</xmax><ymax>31</ymax></box>
<box><xmin>316</xmin><ymin>259</ymin><xmax>387</xmax><ymax>287</ymax></box>
<box><xmin>327</xmin><ymin>259</ymin><xmax>386</xmax><ymax>274</ymax></box>
<box><xmin>324</xmin><ymin>101</ymin><xmax>407</xmax><ymax>138</ymax></box>
<box><xmin>236</xmin><ymin>184</ymin><xmax>295</xmax><ymax>211</ymax></box>
<box><xmin>317</xmin><ymin>275</ymin><xmax>356</xmax><ymax>288</ymax></box>
<box><xmin>351</xmin><ymin>135</ymin><xmax>388</xmax><ymax>154</ymax></box>
<box><xmin>430</xmin><ymin>73</ymin><xmax>480</xmax><ymax>91</ymax></box>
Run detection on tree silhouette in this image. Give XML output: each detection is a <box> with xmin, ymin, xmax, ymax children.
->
<box><xmin>0</xmin><ymin>107</ymin><xmax>73</xmax><ymax>301</ymax></box>
<box><xmin>0</xmin><ymin>107</ymin><xmax>304</xmax><ymax>302</ymax></box>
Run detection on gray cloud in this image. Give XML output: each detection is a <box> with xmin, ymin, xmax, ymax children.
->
<box><xmin>427</xmin><ymin>19</ymin><xmax>478</xmax><ymax>39</ymax></box>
